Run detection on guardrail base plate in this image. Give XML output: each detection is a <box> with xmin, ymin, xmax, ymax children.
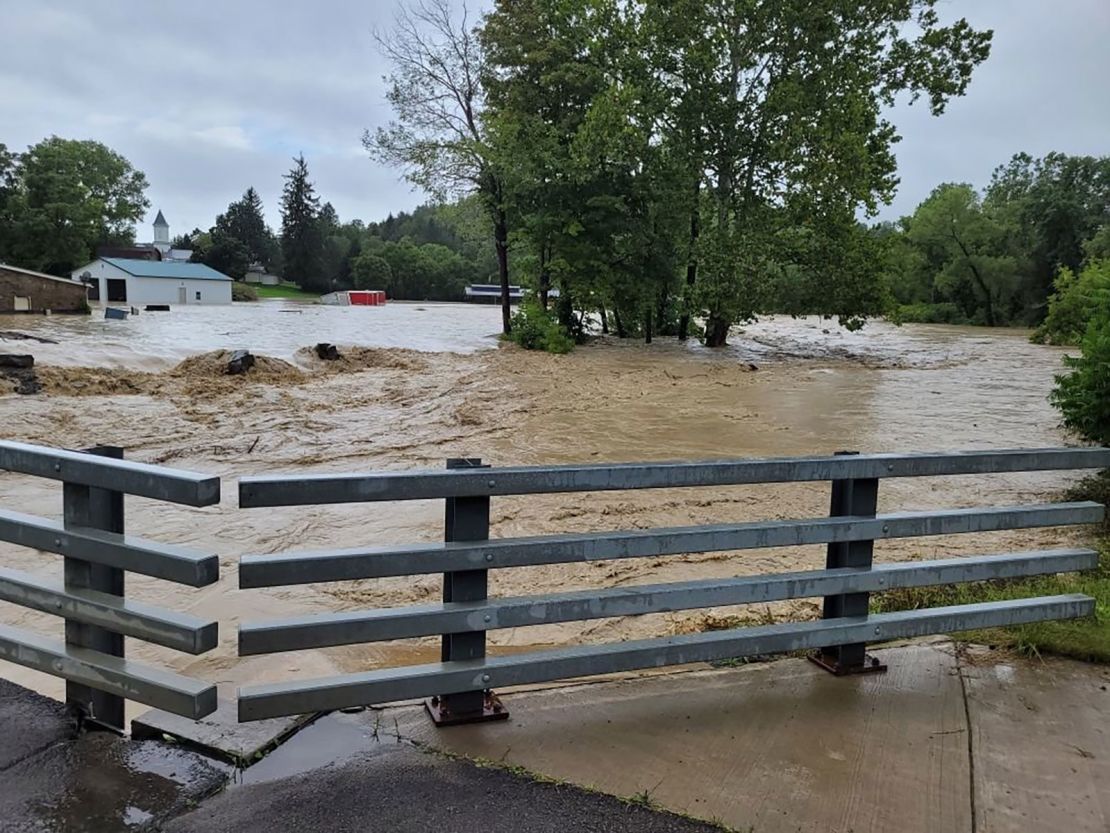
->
<box><xmin>808</xmin><ymin>651</ymin><xmax>888</xmax><ymax>676</ymax></box>
<box><xmin>425</xmin><ymin>691</ymin><xmax>509</xmax><ymax>727</ymax></box>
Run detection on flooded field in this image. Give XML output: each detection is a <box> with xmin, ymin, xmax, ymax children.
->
<box><xmin>0</xmin><ymin>303</ymin><xmax>1087</xmax><ymax>712</ymax></box>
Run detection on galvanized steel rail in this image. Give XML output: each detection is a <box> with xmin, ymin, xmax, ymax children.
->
<box><xmin>0</xmin><ymin>441</ymin><xmax>220</xmax><ymax>729</ymax></box>
<box><xmin>237</xmin><ymin>447</ymin><xmax>1107</xmax><ymax>724</ymax></box>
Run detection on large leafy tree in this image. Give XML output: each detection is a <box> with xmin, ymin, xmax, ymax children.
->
<box><xmin>1</xmin><ymin>137</ymin><xmax>149</xmax><ymax>274</ymax></box>
<box><xmin>366</xmin><ymin>0</ymin><xmax>514</xmax><ymax>333</ymax></box>
<box><xmin>903</xmin><ymin>183</ymin><xmax>1023</xmax><ymax>327</ymax></box>
<box><xmin>280</xmin><ymin>154</ymin><xmax>325</xmax><ymax>291</ymax></box>
<box><xmin>481</xmin><ymin>0</ymin><xmax>992</xmax><ymax>347</ymax></box>
<box><xmin>986</xmin><ymin>152</ymin><xmax>1110</xmax><ymax>315</ymax></box>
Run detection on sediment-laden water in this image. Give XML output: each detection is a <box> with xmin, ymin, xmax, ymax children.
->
<box><xmin>0</xmin><ymin>304</ymin><xmax>1084</xmax><ymax>713</ymax></box>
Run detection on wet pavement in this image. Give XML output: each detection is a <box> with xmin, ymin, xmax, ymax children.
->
<box><xmin>3</xmin><ymin>641</ymin><xmax>1110</xmax><ymax>831</ymax></box>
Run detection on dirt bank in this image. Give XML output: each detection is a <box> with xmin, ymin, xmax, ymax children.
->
<box><xmin>0</xmin><ymin>324</ymin><xmax>1084</xmax><ymax>704</ymax></box>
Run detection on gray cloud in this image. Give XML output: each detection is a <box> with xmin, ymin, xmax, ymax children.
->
<box><xmin>1</xmin><ymin>0</ymin><xmax>1107</xmax><ymax>240</ymax></box>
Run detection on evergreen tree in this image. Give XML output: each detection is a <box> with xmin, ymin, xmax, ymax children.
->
<box><xmin>220</xmin><ymin>187</ymin><xmax>274</xmax><ymax>267</ymax></box>
<box><xmin>280</xmin><ymin>154</ymin><xmax>324</xmax><ymax>291</ymax></box>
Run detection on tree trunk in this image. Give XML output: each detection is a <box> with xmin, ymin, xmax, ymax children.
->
<box><xmin>494</xmin><ymin>210</ymin><xmax>511</xmax><ymax>334</ymax></box>
<box><xmin>539</xmin><ymin>243</ymin><xmax>551</xmax><ymax>310</ymax></box>
<box><xmin>599</xmin><ymin>304</ymin><xmax>609</xmax><ymax>334</ymax></box>
<box><xmin>953</xmin><ymin>233</ymin><xmax>996</xmax><ymax>326</ymax></box>
<box><xmin>705</xmin><ymin>315</ymin><xmax>730</xmax><ymax>348</ymax></box>
<box><xmin>678</xmin><ymin>183</ymin><xmax>701</xmax><ymax>341</ymax></box>
<box><xmin>613</xmin><ymin>308</ymin><xmax>626</xmax><ymax>339</ymax></box>
<box><xmin>644</xmin><ymin>307</ymin><xmax>653</xmax><ymax>344</ymax></box>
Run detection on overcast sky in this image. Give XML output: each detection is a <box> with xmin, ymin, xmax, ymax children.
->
<box><xmin>1</xmin><ymin>1</ymin><xmax>1107</xmax><ymax>241</ymax></box>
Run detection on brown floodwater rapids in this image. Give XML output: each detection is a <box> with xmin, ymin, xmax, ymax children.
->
<box><xmin>0</xmin><ymin>305</ymin><xmax>1091</xmax><ymax>717</ymax></box>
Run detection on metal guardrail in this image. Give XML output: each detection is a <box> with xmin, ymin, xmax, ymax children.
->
<box><xmin>236</xmin><ymin>448</ymin><xmax>1107</xmax><ymax>724</ymax></box>
<box><xmin>0</xmin><ymin>441</ymin><xmax>220</xmax><ymax>729</ymax></box>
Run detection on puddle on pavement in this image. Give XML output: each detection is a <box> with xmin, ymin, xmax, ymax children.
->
<box><xmin>231</xmin><ymin>710</ymin><xmax>395</xmax><ymax>787</ymax></box>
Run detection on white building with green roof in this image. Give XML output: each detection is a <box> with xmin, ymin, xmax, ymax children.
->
<box><xmin>71</xmin><ymin>257</ymin><xmax>233</xmax><ymax>306</ymax></box>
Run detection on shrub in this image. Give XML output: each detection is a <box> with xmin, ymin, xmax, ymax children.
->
<box><xmin>1051</xmin><ymin>311</ymin><xmax>1110</xmax><ymax>446</ymax></box>
<box><xmin>1032</xmin><ymin>260</ymin><xmax>1110</xmax><ymax>346</ymax></box>
<box><xmin>231</xmin><ymin>282</ymin><xmax>258</xmax><ymax>302</ymax></box>
<box><xmin>890</xmin><ymin>302</ymin><xmax>969</xmax><ymax>325</ymax></box>
<box><xmin>505</xmin><ymin>301</ymin><xmax>575</xmax><ymax>354</ymax></box>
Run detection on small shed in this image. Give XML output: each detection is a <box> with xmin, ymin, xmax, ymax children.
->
<box><xmin>71</xmin><ymin>257</ymin><xmax>233</xmax><ymax>306</ymax></box>
<box><xmin>0</xmin><ymin>263</ymin><xmax>88</xmax><ymax>313</ymax></box>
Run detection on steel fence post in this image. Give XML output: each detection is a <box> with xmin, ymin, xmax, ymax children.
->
<box><xmin>811</xmin><ymin>450</ymin><xmax>887</xmax><ymax>676</ymax></box>
<box><xmin>425</xmin><ymin>457</ymin><xmax>508</xmax><ymax>726</ymax></box>
<box><xmin>63</xmin><ymin>446</ymin><xmax>126</xmax><ymax>731</ymax></box>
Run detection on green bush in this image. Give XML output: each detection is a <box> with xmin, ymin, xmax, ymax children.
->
<box><xmin>506</xmin><ymin>301</ymin><xmax>575</xmax><ymax>353</ymax></box>
<box><xmin>1032</xmin><ymin>260</ymin><xmax>1110</xmax><ymax>346</ymax></box>
<box><xmin>890</xmin><ymin>302</ymin><xmax>970</xmax><ymax>325</ymax></box>
<box><xmin>231</xmin><ymin>281</ymin><xmax>259</xmax><ymax>302</ymax></box>
<box><xmin>1051</xmin><ymin>311</ymin><xmax>1110</xmax><ymax>446</ymax></box>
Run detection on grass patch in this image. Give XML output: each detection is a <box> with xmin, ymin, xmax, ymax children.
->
<box><xmin>871</xmin><ymin>541</ymin><xmax>1110</xmax><ymax>663</ymax></box>
<box><xmin>253</xmin><ymin>283</ymin><xmax>320</xmax><ymax>300</ymax></box>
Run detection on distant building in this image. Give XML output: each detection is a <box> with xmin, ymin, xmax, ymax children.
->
<box><xmin>93</xmin><ymin>211</ymin><xmax>194</xmax><ymax>263</ymax></box>
<box><xmin>463</xmin><ymin>284</ymin><xmax>558</xmax><ymax>303</ymax></box>
<box><xmin>0</xmin><ymin>263</ymin><xmax>88</xmax><ymax>313</ymax></box>
<box><xmin>243</xmin><ymin>263</ymin><xmax>281</xmax><ymax>286</ymax></box>
<box><xmin>71</xmin><ymin>257</ymin><xmax>232</xmax><ymax>306</ymax></box>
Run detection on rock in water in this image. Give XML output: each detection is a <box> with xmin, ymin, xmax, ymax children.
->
<box><xmin>315</xmin><ymin>343</ymin><xmax>341</xmax><ymax>361</ymax></box>
<box><xmin>227</xmin><ymin>350</ymin><xmax>256</xmax><ymax>375</ymax></box>
<box><xmin>0</xmin><ymin>354</ymin><xmax>34</xmax><ymax>369</ymax></box>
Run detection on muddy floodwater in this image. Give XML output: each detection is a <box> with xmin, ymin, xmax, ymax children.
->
<box><xmin>0</xmin><ymin>302</ymin><xmax>1086</xmax><ymax>714</ymax></box>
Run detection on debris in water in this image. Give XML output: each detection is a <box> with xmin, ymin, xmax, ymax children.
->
<box><xmin>0</xmin><ymin>330</ymin><xmax>58</xmax><ymax>344</ymax></box>
<box><xmin>315</xmin><ymin>343</ymin><xmax>341</xmax><ymax>361</ymax></box>
<box><xmin>0</xmin><ymin>355</ymin><xmax>41</xmax><ymax>394</ymax></box>
<box><xmin>227</xmin><ymin>350</ymin><xmax>256</xmax><ymax>375</ymax></box>
<box><xmin>0</xmin><ymin>354</ymin><xmax>34</xmax><ymax>369</ymax></box>
<box><xmin>105</xmin><ymin>307</ymin><xmax>128</xmax><ymax>320</ymax></box>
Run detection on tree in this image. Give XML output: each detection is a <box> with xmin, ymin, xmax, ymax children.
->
<box><xmin>1051</xmin><ymin>310</ymin><xmax>1110</xmax><ymax>446</ymax></box>
<box><xmin>366</xmin><ymin>0</ymin><xmax>514</xmax><ymax>333</ymax></box>
<box><xmin>280</xmin><ymin>154</ymin><xmax>325</xmax><ymax>291</ymax></box>
<box><xmin>170</xmin><ymin>228</ymin><xmax>204</xmax><ymax>250</ymax></box>
<box><xmin>986</xmin><ymin>153</ymin><xmax>1110</xmax><ymax>314</ymax></box>
<box><xmin>904</xmin><ymin>183</ymin><xmax>1023</xmax><ymax>326</ymax></box>
<box><xmin>191</xmin><ymin>227</ymin><xmax>250</xmax><ymax>280</ymax></box>
<box><xmin>1</xmin><ymin>137</ymin><xmax>149</xmax><ymax>274</ymax></box>
<box><xmin>1033</xmin><ymin>260</ymin><xmax>1110</xmax><ymax>346</ymax></box>
<box><xmin>220</xmin><ymin>187</ymin><xmax>276</xmax><ymax>267</ymax></box>
<box><xmin>352</xmin><ymin>252</ymin><xmax>393</xmax><ymax>290</ymax></box>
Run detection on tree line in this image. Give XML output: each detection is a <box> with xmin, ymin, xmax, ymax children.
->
<box><xmin>368</xmin><ymin>0</ymin><xmax>993</xmax><ymax>346</ymax></box>
<box><xmin>878</xmin><ymin>152</ymin><xmax>1110</xmax><ymax>330</ymax></box>
<box><xmin>174</xmin><ymin>155</ymin><xmax>499</xmax><ymax>299</ymax></box>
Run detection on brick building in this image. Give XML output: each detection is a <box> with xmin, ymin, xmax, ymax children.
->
<box><xmin>0</xmin><ymin>263</ymin><xmax>89</xmax><ymax>313</ymax></box>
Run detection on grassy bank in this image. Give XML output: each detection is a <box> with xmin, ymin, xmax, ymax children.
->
<box><xmin>253</xmin><ymin>283</ymin><xmax>320</xmax><ymax>300</ymax></box>
<box><xmin>872</xmin><ymin>540</ymin><xmax>1110</xmax><ymax>663</ymax></box>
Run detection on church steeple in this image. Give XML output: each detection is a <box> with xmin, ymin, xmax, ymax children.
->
<box><xmin>153</xmin><ymin>210</ymin><xmax>169</xmax><ymax>245</ymax></box>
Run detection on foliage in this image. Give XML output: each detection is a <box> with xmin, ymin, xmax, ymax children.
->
<box><xmin>190</xmin><ymin>227</ymin><xmax>250</xmax><ymax>280</ymax></box>
<box><xmin>367</xmin><ymin>0</ymin><xmax>513</xmax><ymax>333</ymax></box>
<box><xmin>1032</xmin><ymin>260</ymin><xmax>1110</xmax><ymax>346</ymax></box>
<box><xmin>891</xmin><ymin>302</ymin><xmax>969</xmax><ymax>325</ymax></box>
<box><xmin>218</xmin><ymin>187</ymin><xmax>278</xmax><ymax>268</ymax></box>
<box><xmin>0</xmin><ymin>137</ymin><xmax>149</xmax><ymax>274</ymax></box>
<box><xmin>883</xmin><ymin>153</ymin><xmax>1110</xmax><ymax>327</ymax></box>
<box><xmin>351</xmin><ymin>253</ymin><xmax>393</xmax><ymax>290</ymax></box>
<box><xmin>505</xmin><ymin>300</ymin><xmax>575</xmax><ymax>353</ymax></box>
<box><xmin>479</xmin><ymin>0</ymin><xmax>992</xmax><ymax>346</ymax></box>
<box><xmin>1051</xmin><ymin>311</ymin><xmax>1110</xmax><ymax>446</ymax></box>
<box><xmin>231</xmin><ymin>282</ymin><xmax>259</xmax><ymax>302</ymax></box>
<box><xmin>280</xmin><ymin>154</ymin><xmax>325</xmax><ymax>291</ymax></box>
<box><xmin>872</xmin><ymin>542</ymin><xmax>1110</xmax><ymax>663</ymax></box>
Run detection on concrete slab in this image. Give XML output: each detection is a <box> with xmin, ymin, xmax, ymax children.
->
<box><xmin>962</xmin><ymin>652</ymin><xmax>1110</xmax><ymax>833</ymax></box>
<box><xmin>0</xmin><ymin>731</ymin><xmax>230</xmax><ymax>833</ymax></box>
<box><xmin>131</xmin><ymin>698</ymin><xmax>315</xmax><ymax>766</ymax></box>
<box><xmin>166</xmin><ymin>718</ymin><xmax>722</xmax><ymax>833</ymax></box>
<box><xmin>0</xmin><ymin>678</ymin><xmax>75</xmax><ymax>771</ymax></box>
<box><xmin>395</xmin><ymin>643</ymin><xmax>973</xmax><ymax>833</ymax></box>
